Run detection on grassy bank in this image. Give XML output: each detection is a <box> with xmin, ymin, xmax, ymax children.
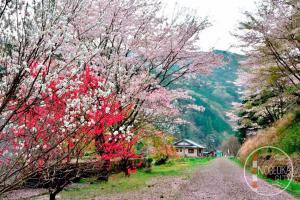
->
<box><xmin>239</xmin><ymin>109</ymin><xmax>300</xmax><ymax>161</ymax></box>
<box><xmin>229</xmin><ymin>157</ymin><xmax>300</xmax><ymax>198</ymax></box>
<box><xmin>235</xmin><ymin>108</ymin><xmax>300</xmax><ymax>198</ymax></box>
<box><xmin>262</xmin><ymin>177</ymin><xmax>300</xmax><ymax>198</ymax></box>
<box><xmin>56</xmin><ymin>157</ymin><xmax>213</xmax><ymax>199</ymax></box>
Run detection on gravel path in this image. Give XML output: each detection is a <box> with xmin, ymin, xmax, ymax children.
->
<box><xmin>94</xmin><ymin>158</ymin><xmax>297</xmax><ymax>200</ymax></box>
<box><xmin>177</xmin><ymin>158</ymin><xmax>297</xmax><ymax>200</ymax></box>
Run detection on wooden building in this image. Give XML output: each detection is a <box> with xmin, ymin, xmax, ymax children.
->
<box><xmin>173</xmin><ymin>139</ymin><xmax>205</xmax><ymax>157</ymax></box>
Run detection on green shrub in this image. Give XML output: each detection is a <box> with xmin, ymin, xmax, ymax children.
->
<box><xmin>154</xmin><ymin>155</ymin><xmax>169</xmax><ymax>165</ymax></box>
<box><xmin>84</xmin><ymin>151</ymin><xmax>94</xmax><ymax>157</ymax></box>
<box><xmin>294</xmin><ymin>108</ymin><xmax>300</xmax><ymax>121</ymax></box>
<box><xmin>164</xmin><ymin>160</ymin><xmax>175</xmax><ymax>167</ymax></box>
<box><xmin>257</xmin><ymin>116</ymin><xmax>268</xmax><ymax>126</ymax></box>
<box><xmin>278</xmin><ymin>122</ymin><xmax>300</xmax><ymax>154</ymax></box>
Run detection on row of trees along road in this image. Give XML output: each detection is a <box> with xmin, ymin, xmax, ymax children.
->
<box><xmin>0</xmin><ymin>0</ymin><xmax>222</xmax><ymax>199</ymax></box>
<box><xmin>234</xmin><ymin>0</ymin><xmax>300</xmax><ymax>142</ymax></box>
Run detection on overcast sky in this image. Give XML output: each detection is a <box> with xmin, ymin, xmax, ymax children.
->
<box><xmin>161</xmin><ymin>0</ymin><xmax>257</xmax><ymax>53</ymax></box>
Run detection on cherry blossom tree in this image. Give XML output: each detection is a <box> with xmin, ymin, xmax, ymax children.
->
<box><xmin>0</xmin><ymin>64</ymin><xmax>127</xmax><ymax>199</ymax></box>
<box><xmin>235</xmin><ymin>0</ymin><xmax>300</xmax><ymax>140</ymax></box>
<box><xmin>0</xmin><ymin>0</ymin><xmax>222</xmax><ymax>198</ymax></box>
<box><xmin>0</xmin><ymin>0</ymin><xmax>95</xmax><ymax>196</ymax></box>
<box><xmin>0</xmin><ymin>0</ymin><xmax>222</xmax><ymax>139</ymax></box>
<box><xmin>66</xmin><ymin>0</ymin><xmax>223</xmax><ymax>174</ymax></box>
<box><xmin>68</xmin><ymin>0</ymin><xmax>223</xmax><ymax>127</ymax></box>
<box><xmin>236</xmin><ymin>0</ymin><xmax>300</xmax><ymax>91</ymax></box>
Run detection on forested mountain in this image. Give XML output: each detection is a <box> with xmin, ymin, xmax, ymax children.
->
<box><xmin>173</xmin><ymin>51</ymin><xmax>243</xmax><ymax>149</ymax></box>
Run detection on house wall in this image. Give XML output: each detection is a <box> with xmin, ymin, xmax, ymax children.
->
<box><xmin>198</xmin><ymin>148</ymin><xmax>204</xmax><ymax>156</ymax></box>
<box><xmin>176</xmin><ymin>147</ymin><xmax>199</xmax><ymax>157</ymax></box>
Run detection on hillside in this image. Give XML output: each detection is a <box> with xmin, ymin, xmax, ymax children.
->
<box><xmin>172</xmin><ymin>51</ymin><xmax>243</xmax><ymax>149</ymax></box>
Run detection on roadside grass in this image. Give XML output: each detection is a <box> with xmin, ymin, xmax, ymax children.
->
<box><xmin>58</xmin><ymin>157</ymin><xmax>214</xmax><ymax>200</ymax></box>
<box><xmin>228</xmin><ymin>156</ymin><xmax>243</xmax><ymax>167</ymax></box>
<box><xmin>229</xmin><ymin>157</ymin><xmax>300</xmax><ymax>198</ymax></box>
<box><xmin>261</xmin><ymin>176</ymin><xmax>300</xmax><ymax>198</ymax></box>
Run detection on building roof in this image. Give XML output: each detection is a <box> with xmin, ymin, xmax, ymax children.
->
<box><xmin>173</xmin><ymin>139</ymin><xmax>205</xmax><ymax>149</ymax></box>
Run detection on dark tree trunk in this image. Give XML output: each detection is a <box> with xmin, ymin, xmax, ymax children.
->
<box><xmin>49</xmin><ymin>193</ymin><xmax>56</xmax><ymax>200</ymax></box>
<box><xmin>95</xmin><ymin>134</ymin><xmax>110</xmax><ymax>181</ymax></box>
<box><xmin>120</xmin><ymin>158</ymin><xmax>130</xmax><ymax>176</ymax></box>
<box><xmin>97</xmin><ymin>159</ymin><xmax>110</xmax><ymax>181</ymax></box>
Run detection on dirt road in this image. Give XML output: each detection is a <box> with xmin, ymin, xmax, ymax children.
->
<box><xmin>96</xmin><ymin>158</ymin><xmax>297</xmax><ymax>200</ymax></box>
<box><xmin>177</xmin><ymin>158</ymin><xmax>296</xmax><ymax>200</ymax></box>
